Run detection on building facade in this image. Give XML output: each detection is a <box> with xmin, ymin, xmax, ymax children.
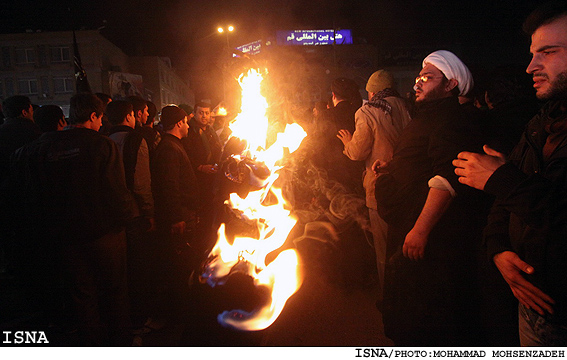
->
<box><xmin>0</xmin><ymin>30</ymin><xmax>193</xmax><ymax>116</ymax></box>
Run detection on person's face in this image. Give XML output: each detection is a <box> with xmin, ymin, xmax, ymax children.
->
<box><xmin>194</xmin><ymin>106</ymin><xmax>211</xmax><ymax>127</ymax></box>
<box><xmin>414</xmin><ymin>64</ymin><xmax>449</xmax><ymax>103</ymax></box>
<box><xmin>126</xmin><ymin>111</ymin><xmax>136</xmax><ymax>128</ymax></box>
<box><xmin>526</xmin><ymin>15</ymin><xmax>567</xmax><ymax>100</ymax></box>
<box><xmin>92</xmin><ymin>114</ymin><xmax>103</xmax><ymax>132</ymax></box>
<box><xmin>179</xmin><ymin>116</ymin><xmax>189</xmax><ymax>138</ymax></box>
<box><xmin>141</xmin><ymin>105</ymin><xmax>149</xmax><ymax>124</ymax></box>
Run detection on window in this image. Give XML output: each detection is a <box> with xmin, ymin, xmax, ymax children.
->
<box><xmin>5</xmin><ymin>78</ymin><xmax>14</xmax><ymax>96</ymax></box>
<box><xmin>50</xmin><ymin>46</ymin><xmax>70</xmax><ymax>63</ymax></box>
<box><xmin>1</xmin><ymin>47</ymin><xmax>11</xmax><ymax>68</ymax></box>
<box><xmin>53</xmin><ymin>77</ymin><xmax>73</xmax><ymax>94</ymax></box>
<box><xmin>18</xmin><ymin>78</ymin><xmax>38</xmax><ymax>95</ymax></box>
<box><xmin>15</xmin><ymin>48</ymin><xmax>36</xmax><ymax>64</ymax></box>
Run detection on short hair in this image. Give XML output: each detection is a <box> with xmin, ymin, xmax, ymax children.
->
<box><xmin>523</xmin><ymin>1</ymin><xmax>567</xmax><ymax>35</ymax></box>
<box><xmin>2</xmin><ymin>95</ymin><xmax>32</xmax><ymax>118</ymax></box>
<box><xmin>194</xmin><ymin>102</ymin><xmax>211</xmax><ymax>112</ymax></box>
<box><xmin>126</xmin><ymin>95</ymin><xmax>147</xmax><ymax>115</ymax></box>
<box><xmin>34</xmin><ymin>105</ymin><xmax>65</xmax><ymax>132</ymax></box>
<box><xmin>69</xmin><ymin>93</ymin><xmax>104</xmax><ymax>125</ymax></box>
<box><xmin>106</xmin><ymin>100</ymin><xmax>133</xmax><ymax>126</ymax></box>
<box><xmin>146</xmin><ymin>101</ymin><xmax>157</xmax><ymax>124</ymax></box>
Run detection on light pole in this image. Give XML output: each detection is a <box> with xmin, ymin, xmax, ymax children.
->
<box><xmin>217</xmin><ymin>25</ymin><xmax>235</xmax><ymax>101</ymax></box>
<box><xmin>217</xmin><ymin>25</ymin><xmax>235</xmax><ymax>56</ymax></box>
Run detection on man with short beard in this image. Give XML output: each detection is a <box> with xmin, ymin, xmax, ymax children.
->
<box><xmin>454</xmin><ymin>1</ymin><xmax>567</xmax><ymax>346</ymax></box>
<box><xmin>374</xmin><ymin>50</ymin><xmax>490</xmax><ymax>345</ymax></box>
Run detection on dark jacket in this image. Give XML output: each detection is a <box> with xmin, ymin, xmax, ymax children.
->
<box><xmin>182</xmin><ymin>119</ymin><xmax>222</xmax><ymax>204</ymax></box>
<box><xmin>311</xmin><ymin>100</ymin><xmax>364</xmax><ymax>194</ymax></box>
<box><xmin>484</xmin><ymin>99</ymin><xmax>567</xmax><ymax>322</ymax></box>
<box><xmin>0</xmin><ymin>116</ymin><xmax>42</xmax><ymax>183</ymax></box>
<box><xmin>152</xmin><ymin>133</ymin><xmax>198</xmax><ymax>229</ymax></box>
<box><xmin>8</xmin><ymin>127</ymin><xmax>133</xmax><ymax>243</ymax></box>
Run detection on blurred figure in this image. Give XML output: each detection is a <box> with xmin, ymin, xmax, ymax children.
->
<box><xmin>8</xmin><ymin>93</ymin><xmax>134</xmax><ymax>346</ymax></box>
<box><xmin>34</xmin><ymin>105</ymin><xmax>67</xmax><ymax>133</ymax></box>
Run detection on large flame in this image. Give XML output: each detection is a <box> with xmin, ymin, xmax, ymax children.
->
<box><xmin>201</xmin><ymin>69</ymin><xmax>306</xmax><ymax>331</ymax></box>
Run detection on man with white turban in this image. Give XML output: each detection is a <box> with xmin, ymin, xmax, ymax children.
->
<box><xmin>373</xmin><ymin>50</ymin><xmax>491</xmax><ymax>345</ymax></box>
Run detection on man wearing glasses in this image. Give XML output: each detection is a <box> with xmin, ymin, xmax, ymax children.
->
<box><xmin>374</xmin><ymin>50</ymin><xmax>490</xmax><ymax>345</ymax></box>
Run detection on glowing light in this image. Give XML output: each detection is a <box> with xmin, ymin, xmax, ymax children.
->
<box><xmin>228</xmin><ymin>25</ymin><xmax>235</xmax><ymax>32</ymax></box>
<box><xmin>218</xmin><ymin>27</ymin><xmax>224</xmax><ymax>33</ymax></box>
<box><xmin>201</xmin><ymin>69</ymin><xmax>306</xmax><ymax>331</ymax></box>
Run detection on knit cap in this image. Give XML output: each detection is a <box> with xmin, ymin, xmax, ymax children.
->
<box><xmin>366</xmin><ymin>70</ymin><xmax>395</xmax><ymax>93</ymax></box>
<box><xmin>160</xmin><ymin>105</ymin><xmax>187</xmax><ymax>128</ymax></box>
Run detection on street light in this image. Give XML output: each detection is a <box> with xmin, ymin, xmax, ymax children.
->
<box><xmin>217</xmin><ymin>25</ymin><xmax>235</xmax><ymax>53</ymax></box>
<box><xmin>217</xmin><ymin>25</ymin><xmax>235</xmax><ymax>102</ymax></box>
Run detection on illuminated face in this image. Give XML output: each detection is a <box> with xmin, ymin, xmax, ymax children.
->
<box><xmin>126</xmin><ymin>111</ymin><xmax>136</xmax><ymax>128</ymax></box>
<box><xmin>527</xmin><ymin>16</ymin><xmax>567</xmax><ymax>100</ymax></box>
<box><xmin>194</xmin><ymin>106</ymin><xmax>211</xmax><ymax>128</ymax></box>
<box><xmin>180</xmin><ymin>116</ymin><xmax>189</xmax><ymax>137</ymax></box>
<box><xmin>93</xmin><ymin>114</ymin><xmax>103</xmax><ymax>131</ymax></box>
<box><xmin>141</xmin><ymin>105</ymin><xmax>149</xmax><ymax>125</ymax></box>
<box><xmin>414</xmin><ymin>64</ymin><xmax>448</xmax><ymax>103</ymax></box>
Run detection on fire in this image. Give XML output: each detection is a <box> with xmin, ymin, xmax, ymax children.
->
<box><xmin>200</xmin><ymin>69</ymin><xmax>306</xmax><ymax>331</ymax></box>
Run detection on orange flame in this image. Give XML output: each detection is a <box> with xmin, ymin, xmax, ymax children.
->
<box><xmin>201</xmin><ymin>69</ymin><xmax>306</xmax><ymax>331</ymax></box>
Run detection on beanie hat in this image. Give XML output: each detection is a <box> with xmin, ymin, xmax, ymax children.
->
<box><xmin>160</xmin><ymin>105</ymin><xmax>187</xmax><ymax>128</ymax></box>
<box><xmin>422</xmin><ymin>50</ymin><xmax>473</xmax><ymax>96</ymax></box>
<box><xmin>366</xmin><ymin>70</ymin><xmax>395</xmax><ymax>93</ymax></box>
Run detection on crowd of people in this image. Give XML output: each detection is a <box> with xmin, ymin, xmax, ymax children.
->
<box><xmin>1</xmin><ymin>0</ymin><xmax>567</xmax><ymax>347</ymax></box>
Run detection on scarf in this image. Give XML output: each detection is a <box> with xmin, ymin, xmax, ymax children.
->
<box><xmin>367</xmin><ymin>88</ymin><xmax>401</xmax><ymax>115</ymax></box>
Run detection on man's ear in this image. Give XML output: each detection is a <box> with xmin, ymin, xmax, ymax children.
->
<box><xmin>89</xmin><ymin>111</ymin><xmax>98</xmax><ymax>122</ymax></box>
<box><xmin>446</xmin><ymin>78</ymin><xmax>459</xmax><ymax>93</ymax></box>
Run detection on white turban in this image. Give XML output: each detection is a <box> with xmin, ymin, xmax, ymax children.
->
<box><xmin>422</xmin><ymin>50</ymin><xmax>473</xmax><ymax>96</ymax></box>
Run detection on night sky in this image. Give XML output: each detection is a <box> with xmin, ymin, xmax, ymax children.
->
<box><xmin>0</xmin><ymin>0</ymin><xmax>546</xmax><ymax>74</ymax></box>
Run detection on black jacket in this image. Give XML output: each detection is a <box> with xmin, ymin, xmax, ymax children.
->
<box><xmin>152</xmin><ymin>133</ymin><xmax>198</xmax><ymax>229</ymax></box>
<box><xmin>0</xmin><ymin>117</ymin><xmax>42</xmax><ymax>183</ymax></box>
<box><xmin>8</xmin><ymin>127</ymin><xmax>133</xmax><ymax>243</ymax></box>
<box><xmin>484</xmin><ymin>99</ymin><xmax>567</xmax><ymax>321</ymax></box>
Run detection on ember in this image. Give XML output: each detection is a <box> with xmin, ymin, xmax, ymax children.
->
<box><xmin>200</xmin><ymin>69</ymin><xmax>307</xmax><ymax>331</ymax></box>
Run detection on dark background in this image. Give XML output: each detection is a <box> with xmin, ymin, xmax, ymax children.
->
<box><xmin>0</xmin><ymin>0</ymin><xmax>545</xmax><ymax>72</ymax></box>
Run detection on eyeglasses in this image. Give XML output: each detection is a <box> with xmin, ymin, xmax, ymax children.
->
<box><xmin>415</xmin><ymin>75</ymin><xmax>443</xmax><ymax>84</ymax></box>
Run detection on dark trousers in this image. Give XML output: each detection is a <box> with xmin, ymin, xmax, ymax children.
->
<box><xmin>60</xmin><ymin>229</ymin><xmax>131</xmax><ymax>346</ymax></box>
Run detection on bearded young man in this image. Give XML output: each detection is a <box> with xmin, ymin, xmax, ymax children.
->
<box><xmin>374</xmin><ymin>50</ymin><xmax>491</xmax><ymax>346</ymax></box>
<box><xmin>454</xmin><ymin>1</ymin><xmax>567</xmax><ymax>346</ymax></box>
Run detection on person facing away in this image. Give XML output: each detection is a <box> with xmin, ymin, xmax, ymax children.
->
<box><xmin>34</xmin><ymin>104</ymin><xmax>67</xmax><ymax>133</ymax></box>
<box><xmin>0</xmin><ymin>95</ymin><xmax>41</xmax><ymax>183</ymax></box>
<box><xmin>374</xmin><ymin>50</ymin><xmax>491</xmax><ymax>346</ymax></box>
<box><xmin>454</xmin><ymin>1</ymin><xmax>567</xmax><ymax>346</ymax></box>
<box><xmin>336</xmin><ymin>69</ymin><xmax>412</xmax><ymax>303</ymax></box>
<box><xmin>8</xmin><ymin>93</ymin><xmax>134</xmax><ymax>346</ymax></box>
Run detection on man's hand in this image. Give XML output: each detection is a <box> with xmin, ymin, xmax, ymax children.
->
<box><xmin>453</xmin><ymin>145</ymin><xmax>506</xmax><ymax>190</ymax></box>
<box><xmin>336</xmin><ymin>129</ymin><xmax>352</xmax><ymax>146</ymax></box>
<box><xmin>171</xmin><ymin>221</ymin><xmax>186</xmax><ymax>235</ymax></box>
<box><xmin>403</xmin><ymin>228</ymin><xmax>428</xmax><ymax>261</ymax></box>
<box><xmin>493</xmin><ymin>251</ymin><xmax>555</xmax><ymax>316</ymax></box>
<box><xmin>372</xmin><ymin>159</ymin><xmax>390</xmax><ymax>176</ymax></box>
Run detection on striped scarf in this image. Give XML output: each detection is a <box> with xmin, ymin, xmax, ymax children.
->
<box><xmin>367</xmin><ymin>88</ymin><xmax>401</xmax><ymax>115</ymax></box>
